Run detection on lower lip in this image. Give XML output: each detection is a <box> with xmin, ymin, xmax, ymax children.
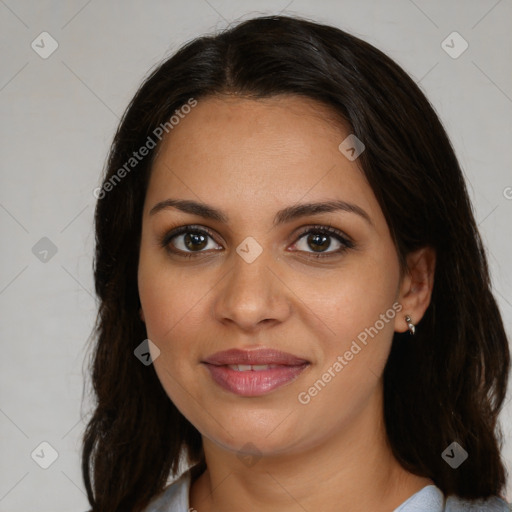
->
<box><xmin>203</xmin><ymin>363</ymin><xmax>309</xmax><ymax>396</ymax></box>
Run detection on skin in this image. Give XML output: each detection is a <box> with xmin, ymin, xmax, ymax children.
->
<box><xmin>137</xmin><ymin>94</ymin><xmax>436</xmax><ymax>512</ymax></box>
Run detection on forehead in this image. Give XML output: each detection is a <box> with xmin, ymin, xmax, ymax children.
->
<box><xmin>152</xmin><ymin>94</ymin><xmax>348</xmax><ymax>168</ymax></box>
<box><xmin>145</xmin><ymin>95</ymin><xmax>382</xmax><ymax>230</ymax></box>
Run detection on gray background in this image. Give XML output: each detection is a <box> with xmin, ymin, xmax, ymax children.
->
<box><xmin>1</xmin><ymin>1</ymin><xmax>511</xmax><ymax>510</ymax></box>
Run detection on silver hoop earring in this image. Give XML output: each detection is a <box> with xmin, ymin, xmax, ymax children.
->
<box><xmin>405</xmin><ymin>315</ymin><xmax>415</xmax><ymax>335</ymax></box>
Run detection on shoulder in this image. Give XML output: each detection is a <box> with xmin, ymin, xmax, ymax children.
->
<box><xmin>445</xmin><ymin>494</ymin><xmax>510</xmax><ymax>511</ymax></box>
<box><xmin>142</xmin><ymin>470</ymin><xmax>191</xmax><ymax>512</ymax></box>
<box><xmin>394</xmin><ymin>485</ymin><xmax>510</xmax><ymax>512</ymax></box>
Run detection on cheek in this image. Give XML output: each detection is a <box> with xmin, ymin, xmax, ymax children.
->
<box><xmin>138</xmin><ymin>265</ymin><xmax>211</xmax><ymax>427</ymax></box>
<box><xmin>138</xmin><ymin>272</ymin><xmax>206</xmax><ymax>357</ymax></box>
<box><xmin>293</xmin><ymin>243</ymin><xmax>400</xmax><ymax>406</ymax></box>
<box><xmin>294</xmin><ymin>289</ymin><xmax>399</xmax><ymax>438</ymax></box>
<box><xmin>138</xmin><ymin>252</ymin><xmax>184</xmax><ymax>367</ymax></box>
<box><xmin>294</xmin><ymin>245</ymin><xmax>400</xmax><ymax>348</ymax></box>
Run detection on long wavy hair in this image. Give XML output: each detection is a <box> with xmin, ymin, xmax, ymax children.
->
<box><xmin>82</xmin><ymin>14</ymin><xmax>510</xmax><ymax>512</ymax></box>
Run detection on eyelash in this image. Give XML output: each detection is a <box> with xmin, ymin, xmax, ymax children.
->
<box><xmin>159</xmin><ymin>224</ymin><xmax>355</xmax><ymax>260</ymax></box>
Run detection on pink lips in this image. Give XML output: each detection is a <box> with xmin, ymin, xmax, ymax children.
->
<box><xmin>202</xmin><ymin>348</ymin><xmax>309</xmax><ymax>396</ymax></box>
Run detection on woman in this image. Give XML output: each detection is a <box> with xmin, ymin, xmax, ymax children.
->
<box><xmin>83</xmin><ymin>14</ymin><xmax>511</xmax><ymax>512</ymax></box>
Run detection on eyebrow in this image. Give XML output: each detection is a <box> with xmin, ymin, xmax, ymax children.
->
<box><xmin>149</xmin><ymin>198</ymin><xmax>373</xmax><ymax>227</ymax></box>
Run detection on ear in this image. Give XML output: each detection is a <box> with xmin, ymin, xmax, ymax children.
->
<box><xmin>395</xmin><ymin>246</ymin><xmax>436</xmax><ymax>333</ymax></box>
<box><xmin>139</xmin><ymin>306</ymin><xmax>145</xmax><ymax>323</ymax></box>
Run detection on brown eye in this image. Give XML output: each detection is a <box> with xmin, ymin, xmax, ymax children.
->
<box><xmin>182</xmin><ymin>232</ymin><xmax>208</xmax><ymax>251</ymax></box>
<box><xmin>291</xmin><ymin>226</ymin><xmax>354</xmax><ymax>258</ymax></box>
<box><xmin>161</xmin><ymin>226</ymin><xmax>222</xmax><ymax>256</ymax></box>
<box><xmin>304</xmin><ymin>232</ymin><xmax>331</xmax><ymax>252</ymax></box>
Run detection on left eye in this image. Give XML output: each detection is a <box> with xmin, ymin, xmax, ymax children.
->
<box><xmin>291</xmin><ymin>227</ymin><xmax>353</xmax><ymax>256</ymax></box>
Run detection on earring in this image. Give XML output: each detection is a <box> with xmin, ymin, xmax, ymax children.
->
<box><xmin>405</xmin><ymin>315</ymin><xmax>415</xmax><ymax>335</ymax></box>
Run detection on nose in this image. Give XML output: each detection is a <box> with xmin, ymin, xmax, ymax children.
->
<box><xmin>211</xmin><ymin>248</ymin><xmax>292</xmax><ymax>333</ymax></box>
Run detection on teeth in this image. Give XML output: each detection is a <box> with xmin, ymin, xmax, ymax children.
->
<box><xmin>228</xmin><ymin>364</ymin><xmax>274</xmax><ymax>371</ymax></box>
<box><xmin>252</xmin><ymin>365</ymin><xmax>270</xmax><ymax>371</ymax></box>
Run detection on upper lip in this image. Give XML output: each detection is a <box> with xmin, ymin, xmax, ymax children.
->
<box><xmin>203</xmin><ymin>348</ymin><xmax>309</xmax><ymax>366</ymax></box>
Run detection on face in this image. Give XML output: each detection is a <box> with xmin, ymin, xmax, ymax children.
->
<box><xmin>137</xmin><ymin>94</ymin><xmax>406</xmax><ymax>457</ymax></box>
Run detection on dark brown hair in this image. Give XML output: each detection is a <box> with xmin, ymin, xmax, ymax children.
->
<box><xmin>82</xmin><ymin>14</ymin><xmax>510</xmax><ymax>512</ymax></box>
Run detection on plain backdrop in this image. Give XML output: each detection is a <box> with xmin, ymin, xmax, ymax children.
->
<box><xmin>1</xmin><ymin>1</ymin><xmax>511</xmax><ymax>510</ymax></box>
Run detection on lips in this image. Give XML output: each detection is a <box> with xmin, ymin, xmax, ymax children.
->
<box><xmin>202</xmin><ymin>348</ymin><xmax>310</xmax><ymax>396</ymax></box>
<box><xmin>203</xmin><ymin>348</ymin><xmax>308</xmax><ymax>366</ymax></box>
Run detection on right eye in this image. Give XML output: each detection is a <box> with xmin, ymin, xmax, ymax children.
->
<box><xmin>160</xmin><ymin>225</ymin><xmax>223</xmax><ymax>257</ymax></box>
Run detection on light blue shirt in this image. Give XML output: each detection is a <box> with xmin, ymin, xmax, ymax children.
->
<box><xmin>144</xmin><ymin>470</ymin><xmax>510</xmax><ymax>511</ymax></box>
